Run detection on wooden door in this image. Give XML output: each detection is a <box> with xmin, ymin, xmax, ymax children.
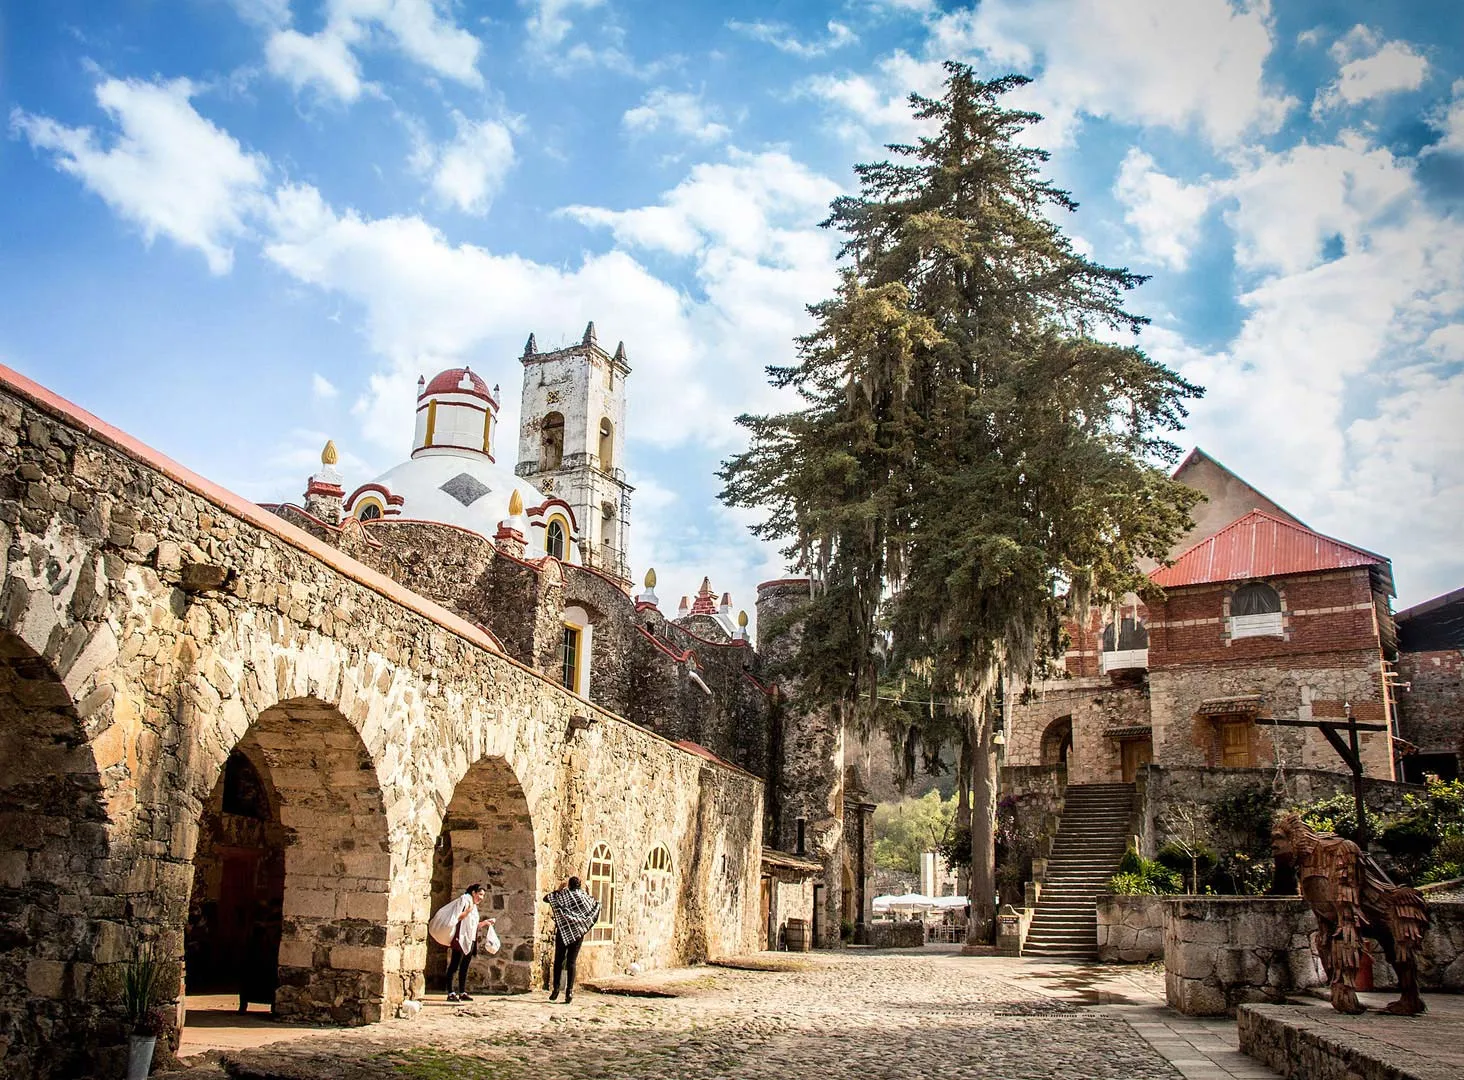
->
<box><xmin>760</xmin><ymin>876</ymin><xmax>773</xmax><ymax>950</ymax></box>
<box><xmin>1219</xmin><ymin>720</ymin><xmax>1252</xmax><ymax>767</ymax></box>
<box><xmin>215</xmin><ymin>851</ymin><xmax>260</xmax><ymax>982</ymax></box>
<box><xmin>1120</xmin><ymin>739</ymin><xmax>1153</xmax><ymax>783</ymax></box>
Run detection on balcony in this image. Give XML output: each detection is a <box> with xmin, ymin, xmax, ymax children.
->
<box><xmin>1100</xmin><ymin>647</ymin><xmax>1149</xmax><ymax>674</ymax></box>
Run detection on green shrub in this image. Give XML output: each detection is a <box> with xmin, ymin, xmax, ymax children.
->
<box><xmin>1211</xmin><ymin>784</ymin><xmax>1277</xmax><ymax>853</ymax></box>
<box><xmin>1295</xmin><ymin>792</ymin><xmax>1383</xmax><ymax>841</ymax></box>
<box><xmin>1157</xmin><ymin>841</ymin><xmax>1217</xmax><ymax>884</ymax></box>
<box><xmin>1107</xmin><ymin>846</ymin><xmax>1182</xmax><ymax>895</ymax></box>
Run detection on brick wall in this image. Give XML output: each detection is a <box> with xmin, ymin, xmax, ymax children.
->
<box><xmin>1396</xmin><ymin>648</ymin><xmax>1464</xmax><ymax>766</ymax></box>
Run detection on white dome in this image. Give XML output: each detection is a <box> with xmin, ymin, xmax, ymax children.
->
<box><xmin>348</xmin><ymin>449</ymin><xmax>548</xmax><ymax>537</ymax></box>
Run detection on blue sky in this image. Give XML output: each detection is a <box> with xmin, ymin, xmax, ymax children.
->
<box><xmin>3</xmin><ymin>0</ymin><xmax>1462</xmax><ymax>619</ymax></box>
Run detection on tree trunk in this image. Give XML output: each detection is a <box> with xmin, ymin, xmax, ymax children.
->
<box><xmin>955</xmin><ymin>731</ymin><xmax>972</xmax><ymax>898</ymax></box>
<box><xmin>966</xmin><ymin>709</ymin><xmax>998</xmax><ymax>945</ymax></box>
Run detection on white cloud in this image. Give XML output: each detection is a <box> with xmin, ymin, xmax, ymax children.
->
<box><xmin>227</xmin><ymin>0</ymin><xmax>291</xmax><ymax>29</ymax></box>
<box><xmin>1314</xmin><ymin>25</ymin><xmax>1428</xmax><ymax>113</ymax></box>
<box><xmin>524</xmin><ymin>0</ymin><xmax>603</xmax><ymax>50</ymax></box>
<box><xmin>312</xmin><ymin>373</ymin><xmax>340</xmax><ymax>398</ymax></box>
<box><xmin>622</xmin><ymin>89</ymin><xmax>730</xmax><ymax>142</ymax></box>
<box><xmin>810</xmin><ymin>0</ymin><xmax>1294</xmax><ymax>152</ymax></box>
<box><xmin>1112</xmin><ymin>149</ymin><xmax>1213</xmax><ymax>270</ymax></box>
<box><xmin>11</xmin><ymin>76</ymin><xmax>268</xmax><ymax>274</ymax></box>
<box><xmin>1428</xmin><ymin>78</ymin><xmax>1464</xmax><ymax>155</ymax></box>
<box><xmin>265</xmin><ymin>0</ymin><xmax>482</xmax><ymax>103</ymax></box>
<box><xmin>727</xmin><ymin>19</ymin><xmax>858</xmax><ymax>59</ymax></box>
<box><xmin>412</xmin><ymin>113</ymin><xmax>518</xmax><ymax>215</ymax></box>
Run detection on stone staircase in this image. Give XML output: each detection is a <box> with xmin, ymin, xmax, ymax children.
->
<box><xmin>1022</xmin><ymin>783</ymin><xmax>1136</xmax><ymax>959</ymax></box>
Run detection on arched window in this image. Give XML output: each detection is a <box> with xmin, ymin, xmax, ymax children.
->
<box><xmin>545</xmin><ymin>517</ymin><xmax>567</xmax><ymax>560</ymax></box>
<box><xmin>642</xmin><ymin>844</ymin><xmax>672</xmax><ymax>910</ymax></box>
<box><xmin>1230</xmin><ymin>582</ymin><xmax>1283</xmax><ymax>639</ymax></box>
<box><xmin>598</xmin><ymin>417</ymin><xmax>614</xmax><ymax>471</ymax></box>
<box><xmin>587</xmin><ymin>843</ymin><xmax>616</xmax><ymax>943</ymax></box>
<box><xmin>357</xmin><ymin>501</ymin><xmax>383</xmax><ymax>522</ymax></box>
<box><xmin>541</xmin><ymin>412</ymin><xmax>564</xmax><ymax>470</ymax></box>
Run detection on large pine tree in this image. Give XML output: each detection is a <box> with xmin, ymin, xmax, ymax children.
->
<box><xmin>722</xmin><ymin>63</ymin><xmax>1202</xmax><ymax>940</ymax></box>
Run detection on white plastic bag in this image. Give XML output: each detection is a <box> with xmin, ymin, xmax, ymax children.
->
<box><xmin>428</xmin><ymin>899</ymin><xmax>460</xmax><ymax>948</ymax></box>
<box><xmin>481</xmin><ymin>919</ymin><xmax>501</xmax><ymax>955</ymax></box>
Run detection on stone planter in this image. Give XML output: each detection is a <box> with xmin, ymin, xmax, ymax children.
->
<box><xmin>1163</xmin><ymin>897</ymin><xmax>1324</xmax><ymax>1016</ymax></box>
<box><xmin>1096</xmin><ymin>893</ymin><xmax>1165</xmax><ymax>963</ymax></box>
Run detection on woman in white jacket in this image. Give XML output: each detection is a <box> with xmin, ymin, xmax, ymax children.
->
<box><xmin>437</xmin><ymin>884</ymin><xmax>485</xmax><ymax>1002</ymax></box>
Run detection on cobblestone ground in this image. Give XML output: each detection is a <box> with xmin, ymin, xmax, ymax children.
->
<box><xmin>180</xmin><ymin>952</ymin><xmax>1187</xmax><ymax>1080</ymax></box>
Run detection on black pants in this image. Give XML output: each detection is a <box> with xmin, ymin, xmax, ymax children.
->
<box><xmin>552</xmin><ymin>936</ymin><xmax>584</xmax><ymax>993</ymax></box>
<box><xmin>445</xmin><ymin>940</ymin><xmax>474</xmax><ymax>994</ymax></box>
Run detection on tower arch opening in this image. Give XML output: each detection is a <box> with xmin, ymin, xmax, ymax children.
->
<box><xmin>598</xmin><ymin>417</ymin><xmax>614</xmax><ymax>472</ymax></box>
<box><xmin>541</xmin><ymin>412</ymin><xmax>565</xmax><ymax>470</ymax></box>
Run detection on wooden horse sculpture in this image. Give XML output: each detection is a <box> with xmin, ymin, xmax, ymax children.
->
<box><xmin>1271</xmin><ymin>812</ymin><xmax>1429</xmax><ymax>1014</ymax></box>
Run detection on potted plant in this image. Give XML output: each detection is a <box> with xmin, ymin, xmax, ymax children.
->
<box><xmin>121</xmin><ymin>947</ymin><xmax>168</xmax><ymax>1080</ymax></box>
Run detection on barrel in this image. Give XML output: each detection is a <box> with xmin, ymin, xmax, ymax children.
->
<box><xmin>784</xmin><ymin>917</ymin><xmax>811</xmax><ymax>952</ymax></box>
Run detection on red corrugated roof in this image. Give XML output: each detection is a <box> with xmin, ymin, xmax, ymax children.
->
<box><xmin>1150</xmin><ymin>510</ymin><xmax>1388</xmax><ymax>589</ymax></box>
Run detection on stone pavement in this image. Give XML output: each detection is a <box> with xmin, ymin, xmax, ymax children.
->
<box><xmin>171</xmin><ymin>950</ymin><xmax>1285</xmax><ymax>1080</ymax></box>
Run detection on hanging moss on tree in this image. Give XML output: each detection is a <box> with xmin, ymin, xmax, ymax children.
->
<box><xmin>720</xmin><ymin>62</ymin><xmax>1202</xmax><ymax>942</ymax></box>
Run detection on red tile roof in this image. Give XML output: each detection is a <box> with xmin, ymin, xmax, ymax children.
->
<box><xmin>1150</xmin><ymin>510</ymin><xmax>1389</xmax><ymax>590</ymax></box>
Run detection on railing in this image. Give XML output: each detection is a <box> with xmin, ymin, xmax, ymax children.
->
<box><xmin>1100</xmin><ymin>647</ymin><xmax>1149</xmax><ymax>674</ymax></box>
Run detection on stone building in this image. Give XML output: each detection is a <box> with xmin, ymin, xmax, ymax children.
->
<box><xmin>1004</xmin><ymin>448</ymin><xmax>1402</xmax><ymax>804</ymax></box>
<box><xmin>1395</xmin><ymin>586</ymin><xmax>1464</xmax><ymax>782</ymax></box>
<box><xmin>0</xmin><ymin>327</ymin><xmax>875</xmax><ymax>1078</ymax></box>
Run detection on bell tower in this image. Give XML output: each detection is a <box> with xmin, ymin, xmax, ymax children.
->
<box><xmin>515</xmin><ymin>321</ymin><xmax>633</xmax><ymax>585</ymax></box>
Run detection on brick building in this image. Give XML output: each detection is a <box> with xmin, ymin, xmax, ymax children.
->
<box><xmin>1395</xmin><ymin>587</ymin><xmax>1464</xmax><ymax>782</ymax></box>
<box><xmin>1005</xmin><ymin>450</ymin><xmax>1400</xmax><ymax>788</ymax></box>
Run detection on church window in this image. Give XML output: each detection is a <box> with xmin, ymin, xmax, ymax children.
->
<box><xmin>1229</xmin><ymin>582</ymin><xmax>1283</xmax><ymax>639</ymax></box>
<box><xmin>561</xmin><ymin>624</ymin><xmax>581</xmax><ymax>692</ymax></box>
<box><xmin>541</xmin><ymin>412</ymin><xmax>564</xmax><ymax>470</ymax></box>
<box><xmin>599</xmin><ymin>418</ymin><xmax>614</xmax><ymax>471</ymax></box>
<box><xmin>356</xmin><ymin>500</ymin><xmax>383</xmax><ymax>522</ymax></box>
<box><xmin>546</xmin><ymin>518</ymin><xmax>567</xmax><ymax>560</ymax></box>
<box><xmin>642</xmin><ymin>844</ymin><xmax>672</xmax><ymax>909</ymax></box>
<box><xmin>586</xmin><ymin>842</ymin><xmax>616</xmax><ymax>943</ymax></box>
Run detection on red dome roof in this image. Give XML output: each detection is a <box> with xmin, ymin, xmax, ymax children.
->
<box><xmin>420</xmin><ymin>367</ymin><xmax>494</xmax><ymax>402</ymax></box>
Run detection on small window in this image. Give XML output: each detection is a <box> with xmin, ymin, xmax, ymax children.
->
<box><xmin>561</xmin><ymin>624</ymin><xmax>581</xmax><ymax>693</ymax></box>
<box><xmin>642</xmin><ymin>844</ymin><xmax>672</xmax><ymax>909</ymax></box>
<box><xmin>546</xmin><ymin>519</ymin><xmax>567</xmax><ymax>560</ymax></box>
<box><xmin>587</xmin><ymin>843</ymin><xmax>616</xmax><ymax>943</ymax></box>
<box><xmin>357</xmin><ymin>501</ymin><xmax>383</xmax><ymax>522</ymax></box>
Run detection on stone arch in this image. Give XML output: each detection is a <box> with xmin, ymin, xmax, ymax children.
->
<box><xmin>0</xmin><ymin>630</ymin><xmax>110</xmax><ymax>1080</ymax></box>
<box><xmin>426</xmin><ymin>756</ymin><xmax>538</xmax><ymax>994</ymax></box>
<box><xmin>1040</xmin><ymin>715</ymin><xmax>1073</xmax><ymax>766</ymax></box>
<box><xmin>183</xmin><ymin>697</ymin><xmax>393</xmax><ymax>1025</ymax></box>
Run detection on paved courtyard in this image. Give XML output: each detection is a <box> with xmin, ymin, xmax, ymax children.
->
<box><xmin>173</xmin><ymin>950</ymin><xmax>1280</xmax><ymax>1080</ymax></box>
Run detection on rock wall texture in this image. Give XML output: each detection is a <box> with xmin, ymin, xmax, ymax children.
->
<box><xmin>1396</xmin><ymin>647</ymin><xmax>1463</xmax><ymax>773</ymax></box>
<box><xmin>1096</xmin><ymin>894</ymin><xmax>1165</xmax><ymax>963</ymax></box>
<box><xmin>1004</xmin><ymin>679</ymin><xmax>1150</xmax><ymax>784</ymax></box>
<box><xmin>0</xmin><ymin>373</ymin><xmax>763</xmax><ymax>1080</ymax></box>
<box><xmin>1164</xmin><ymin>898</ymin><xmax>1325</xmax><ymax>1016</ymax></box>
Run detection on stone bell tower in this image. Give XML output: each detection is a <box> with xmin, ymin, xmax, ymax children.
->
<box><xmin>515</xmin><ymin>322</ymin><xmax>633</xmax><ymax>585</ymax></box>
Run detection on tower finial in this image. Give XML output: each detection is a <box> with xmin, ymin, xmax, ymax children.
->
<box><xmin>508</xmin><ymin>489</ymin><xmax>524</xmax><ymax>516</ymax></box>
<box><xmin>613</xmin><ymin>341</ymin><xmax>626</xmax><ymax>362</ymax></box>
<box><xmin>738</xmin><ymin>609</ymin><xmax>749</xmax><ymax>628</ymax></box>
<box><xmin>524</xmin><ymin>333</ymin><xmax>537</xmax><ymax>356</ymax></box>
<box><xmin>645</xmin><ymin>567</ymin><xmax>657</xmax><ymax>589</ymax></box>
<box><xmin>583</xmin><ymin>321</ymin><xmax>596</xmax><ymax>346</ymax></box>
<box><xmin>321</xmin><ymin>439</ymin><xmax>338</xmax><ymax>466</ymax></box>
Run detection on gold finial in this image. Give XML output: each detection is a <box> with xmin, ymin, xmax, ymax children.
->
<box><xmin>321</xmin><ymin>439</ymin><xmax>338</xmax><ymax>465</ymax></box>
<box><xmin>508</xmin><ymin>489</ymin><xmax>524</xmax><ymax>516</ymax></box>
<box><xmin>738</xmin><ymin>609</ymin><xmax>749</xmax><ymax>628</ymax></box>
<box><xmin>645</xmin><ymin>568</ymin><xmax>657</xmax><ymax>589</ymax></box>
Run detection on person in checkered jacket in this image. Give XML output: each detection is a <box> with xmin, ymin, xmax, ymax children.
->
<box><xmin>544</xmin><ymin>876</ymin><xmax>600</xmax><ymax>1004</ymax></box>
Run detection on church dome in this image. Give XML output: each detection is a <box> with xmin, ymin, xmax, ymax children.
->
<box><xmin>421</xmin><ymin>367</ymin><xmax>495</xmax><ymax>403</ymax></box>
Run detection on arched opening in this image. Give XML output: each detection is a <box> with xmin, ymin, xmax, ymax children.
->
<box><xmin>541</xmin><ymin>412</ymin><xmax>564</xmax><ymax>470</ymax></box>
<box><xmin>357</xmin><ymin>500</ymin><xmax>383</xmax><ymax>522</ymax></box>
<box><xmin>585</xmin><ymin>843</ymin><xmax>615</xmax><ymax>943</ymax></box>
<box><xmin>598</xmin><ymin>418</ymin><xmax>614</xmax><ymax>471</ymax></box>
<box><xmin>0</xmin><ymin>631</ymin><xmax>110</xmax><ymax>1080</ymax></box>
<box><xmin>184</xmin><ymin>698</ymin><xmax>391</xmax><ymax>1026</ymax></box>
<box><xmin>184</xmin><ymin>747</ymin><xmax>284</xmax><ymax>1009</ymax></box>
<box><xmin>428</xmin><ymin>757</ymin><xmax>537</xmax><ymax>994</ymax></box>
<box><xmin>1229</xmin><ymin>581</ymin><xmax>1283</xmax><ymax>639</ymax></box>
<box><xmin>1040</xmin><ymin>715</ymin><xmax>1073</xmax><ymax>766</ymax></box>
<box><xmin>545</xmin><ymin>517</ymin><xmax>567</xmax><ymax>561</ymax></box>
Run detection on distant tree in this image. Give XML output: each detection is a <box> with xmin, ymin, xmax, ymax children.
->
<box><xmin>721</xmin><ymin>62</ymin><xmax>1201</xmax><ymax>943</ymax></box>
<box><xmin>873</xmin><ymin>791</ymin><xmax>958</xmax><ymax>874</ymax></box>
<box><xmin>1160</xmin><ymin>803</ymin><xmax>1217</xmax><ymax>893</ymax></box>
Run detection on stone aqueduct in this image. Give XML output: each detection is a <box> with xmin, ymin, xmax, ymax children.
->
<box><xmin>0</xmin><ymin>369</ymin><xmax>762</xmax><ymax>1079</ymax></box>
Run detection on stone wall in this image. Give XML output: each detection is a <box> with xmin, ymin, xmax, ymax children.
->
<box><xmin>1096</xmin><ymin>894</ymin><xmax>1165</xmax><ymax>963</ymax></box>
<box><xmin>1396</xmin><ymin>647</ymin><xmax>1463</xmax><ymax>776</ymax></box>
<box><xmin>1164</xmin><ymin>898</ymin><xmax>1324</xmax><ymax>1016</ymax></box>
<box><xmin>0</xmin><ymin>372</ymin><xmax>764</xmax><ymax>1080</ymax></box>
<box><xmin>1165</xmin><ymin>897</ymin><xmax>1464</xmax><ymax>1016</ymax></box>
<box><xmin>1004</xmin><ymin>680</ymin><xmax>1150</xmax><ymax>784</ymax></box>
<box><xmin>867</xmin><ymin>921</ymin><xmax>925</xmax><ymax>948</ymax></box>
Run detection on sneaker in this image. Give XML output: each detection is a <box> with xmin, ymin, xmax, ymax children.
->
<box><xmin>446</xmin><ymin>992</ymin><xmax>458</xmax><ymax>1002</ymax></box>
<box><xmin>457</xmin><ymin>993</ymin><xmax>474</xmax><ymax>1002</ymax></box>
